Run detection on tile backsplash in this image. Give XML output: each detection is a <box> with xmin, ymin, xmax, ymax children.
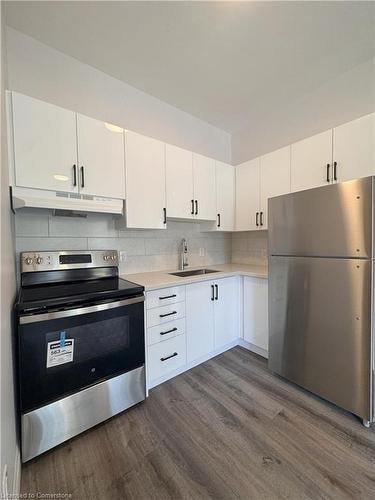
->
<box><xmin>15</xmin><ymin>209</ymin><xmax>232</xmax><ymax>275</ymax></box>
<box><xmin>231</xmin><ymin>230</ymin><xmax>268</xmax><ymax>266</ymax></box>
<box><xmin>15</xmin><ymin>209</ymin><xmax>268</xmax><ymax>277</ymax></box>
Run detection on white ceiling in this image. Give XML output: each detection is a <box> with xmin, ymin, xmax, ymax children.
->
<box><xmin>4</xmin><ymin>1</ymin><xmax>375</xmax><ymax>135</ymax></box>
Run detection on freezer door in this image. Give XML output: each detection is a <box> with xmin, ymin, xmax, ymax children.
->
<box><xmin>268</xmin><ymin>176</ymin><xmax>373</xmax><ymax>258</ymax></box>
<box><xmin>268</xmin><ymin>256</ymin><xmax>372</xmax><ymax>420</ymax></box>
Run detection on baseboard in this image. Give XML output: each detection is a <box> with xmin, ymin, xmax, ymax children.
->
<box><xmin>12</xmin><ymin>446</ymin><xmax>21</xmax><ymax>497</ymax></box>
<box><xmin>238</xmin><ymin>338</ymin><xmax>268</xmax><ymax>359</ymax></box>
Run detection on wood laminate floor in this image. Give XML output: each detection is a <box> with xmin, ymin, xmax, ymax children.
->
<box><xmin>21</xmin><ymin>347</ymin><xmax>375</xmax><ymax>500</ymax></box>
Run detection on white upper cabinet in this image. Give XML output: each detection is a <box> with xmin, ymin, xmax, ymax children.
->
<box><xmin>235</xmin><ymin>158</ymin><xmax>260</xmax><ymax>231</ymax></box>
<box><xmin>215</xmin><ymin>161</ymin><xmax>235</xmax><ymax>231</ymax></box>
<box><xmin>166</xmin><ymin>144</ymin><xmax>194</xmax><ymax>219</ymax></box>
<box><xmin>291</xmin><ymin>130</ymin><xmax>333</xmax><ymax>192</ymax></box>
<box><xmin>192</xmin><ymin>153</ymin><xmax>216</xmax><ymax>220</ymax></box>
<box><xmin>260</xmin><ymin>146</ymin><xmax>291</xmax><ymax>229</ymax></box>
<box><xmin>76</xmin><ymin>114</ymin><xmax>125</xmax><ymax>199</ymax></box>
<box><xmin>125</xmin><ymin>131</ymin><xmax>166</xmax><ymax>229</ymax></box>
<box><xmin>11</xmin><ymin>92</ymin><xmax>78</xmax><ymax>193</ymax></box>
<box><xmin>333</xmin><ymin>113</ymin><xmax>375</xmax><ymax>183</ymax></box>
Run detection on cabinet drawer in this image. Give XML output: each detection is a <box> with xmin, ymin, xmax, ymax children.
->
<box><xmin>147</xmin><ymin>318</ymin><xmax>185</xmax><ymax>346</ymax></box>
<box><xmin>148</xmin><ymin>335</ymin><xmax>186</xmax><ymax>381</ymax></box>
<box><xmin>146</xmin><ymin>286</ymin><xmax>185</xmax><ymax>309</ymax></box>
<box><xmin>147</xmin><ymin>301</ymin><xmax>185</xmax><ymax>328</ymax></box>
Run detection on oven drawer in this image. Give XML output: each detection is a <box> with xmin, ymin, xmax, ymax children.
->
<box><xmin>148</xmin><ymin>335</ymin><xmax>186</xmax><ymax>381</ymax></box>
<box><xmin>147</xmin><ymin>318</ymin><xmax>185</xmax><ymax>346</ymax></box>
<box><xmin>147</xmin><ymin>301</ymin><xmax>185</xmax><ymax>328</ymax></box>
<box><xmin>146</xmin><ymin>286</ymin><xmax>185</xmax><ymax>309</ymax></box>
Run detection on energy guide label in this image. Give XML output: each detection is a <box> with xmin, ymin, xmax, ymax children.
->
<box><xmin>46</xmin><ymin>339</ymin><xmax>74</xmax><ymax>368</ymax></box>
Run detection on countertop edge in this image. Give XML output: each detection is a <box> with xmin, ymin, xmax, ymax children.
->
<box><xmin>122</xmin><ymin>266</ymin><xmax>268</xmax><ymax>291</ymax></box>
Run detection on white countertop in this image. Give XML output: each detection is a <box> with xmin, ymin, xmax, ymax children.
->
<box><xmin>122</xmin><ymin>263</ymin><xmax>268</xmax><ymax>291</ymax></box>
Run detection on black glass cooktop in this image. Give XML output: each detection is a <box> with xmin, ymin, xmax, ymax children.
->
<box><xmin>17</xmin><ymin>277</ymin><xmax>144</xmax><ymax>313</ymax></box>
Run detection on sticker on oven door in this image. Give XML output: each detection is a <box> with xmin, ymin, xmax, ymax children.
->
<box><xmin>46</xmin><ymin>339</ymin><xmax>74</xmax><ymax>368</ymax></box>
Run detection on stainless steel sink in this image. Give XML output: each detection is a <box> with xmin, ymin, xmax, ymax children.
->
<box><xmin>169</xmin><ymin>269</ymin><xmax>220</xmax><ymax>277</ymax></box>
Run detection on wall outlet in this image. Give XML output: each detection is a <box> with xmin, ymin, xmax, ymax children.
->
<box><xmin>2</xmin><ymin>464</ymin><xmax>8</xmax><ymax>499</ymax></box>
<box><xmin>119</xmin><ymin>251</ymin><xmax>127</xmax><ymax>263</ymax></box>
<box><xmin>199</xmin><ymin>247</ymin><xmax>205</xmax><ymax>257</ymax></box>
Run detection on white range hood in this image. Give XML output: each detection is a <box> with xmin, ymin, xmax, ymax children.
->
<box><xmin>11</xmin><ymin>187</ymin><xmax>124</xmax><ymax>215</ymax></box>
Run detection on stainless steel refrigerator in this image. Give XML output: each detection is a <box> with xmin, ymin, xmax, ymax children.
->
<box><xmin>268</xmin><ymin>176</ymin><xmax>374</xmax><ymax>427</ymax></box>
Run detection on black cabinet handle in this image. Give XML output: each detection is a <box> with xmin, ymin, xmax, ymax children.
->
<box><xmin>159</xmin><ymin>311</ymin><xmax>177</xmax><ymax>318</ymax></box>
<box><xmin>333</xmin><ymin>161</ymin><xmax>337</xmax><ymax>181</ymax></box>
<box><xmin>80</xmin><ymin>166</ymin><xmax>85</xmax><ymax>188</ymax></box>
<box><xmin>326</xmin><ymin>163</ymin><xmax>330</xmax><ymax>183</ymax></box>
<box><xmin>160</xmin><ymin>327</ymin><xmax>178</xmax><ymax>336</ymax></box>
<box><xmin>217</xmin><ymin>213</ymin><xmax>221</xmax><ymax>227</ymax></box>
<box><xmin>215</xmin><ymin>284</ymin><xmax>218</xmax><ymax>300</ymax></box>
<box><xmin>159</xmin><ymin>294</ymin><xmax>177</xmax><ymax>300</ymax></box>
<box><xmin>256</xmin><ymin>212</ymin><xmax>259</xmax><ymax>227</ymax></box>
<box><xmin>72</xmin><ymin>165</ymin><xmax>77</xmax><ymax>187</ymax></box>
<box><xmin>161</xmin><ymin>352</ymin><xmax>178</xmax><ymax>362</ymax></box>
<box><xmin>211</xmin><ymin>284</ymin><xmax>215</xmax><ymax>301</ymax></box>
<box><xmin>191</xmin><ymin>199</ymin><xmax>194</xmax><ymax>215</ymax></box>
<box><xmin>260</xmin><ymin>212</ymin><xmax>264</xmax><ymax>227</ymax></box>
<box><xmin>163</xmin><ymin>207</ymin><xmax>167</xmax><ymax>224</ymax></box>
<box><xmin>195</xmin><ymin>200</ymin><xmax>198</xmax><ymax>215</ymax></box>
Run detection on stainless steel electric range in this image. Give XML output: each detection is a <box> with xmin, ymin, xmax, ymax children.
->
<box><xmin>15</xmin><ymin>250</ymin><xmax>145</xmax><ymax>462</ymax></box>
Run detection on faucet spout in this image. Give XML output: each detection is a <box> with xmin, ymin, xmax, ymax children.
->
<box><xmin>180</xmin><ymin>238</ymin><xmax>189</xmax><ymax>270</ymax></box>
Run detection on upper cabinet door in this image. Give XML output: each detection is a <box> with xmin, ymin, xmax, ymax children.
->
<box><xmin>291</xmin><ymin>130</ymin><xmax>333</xmax><ymax>192</ymax></box>
<box><xmin>12</xmin><ymin>92</ymin><xmax>78</xmax><ymax>193</ymax></box>
<box><xmin>215</xmin><ymin>161</ymin><xmax>235</xmax><ymax>231</ymax></box>
<box><xmin>235</xmin><ymin>158</ymin><xmax>260</xmax><ymax>231</ymax></box>
<box><xmin>333</xmin><ymin>113</ymin><xmax>375</xmax><ymax>183</ymax></box>
<box><xmin>125</xmin><ymin>131</ymin><xmax>166</xmax><ymax>229</ymax></box>
<box><xmin>260</xmin><ymin>145</ymin><xmax>291</xmax><ymax>229</ymax></box>
<box><xmin>77</xmin><ymin>114</ymin><xmax>125</xmax><ymax>199</ymax></box>
<box><xmin>166</xmin><ymin>144</ymin><xmax>194</xmax><ymax>219</ymax></box>
<box><xmin>192</xmin><ymin>153</ymin><xmax>216</xmax><ymax>220</ymax></box>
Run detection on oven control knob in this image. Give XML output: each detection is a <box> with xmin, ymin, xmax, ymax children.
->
<box><xmin>103</xmin><ymin>255</ymin><xmax>109</xmax><ymax>261</ymax></box>
<box><xmin>25</xmin><ymin>257</ymin><xmax>33</xmax><ymax>265</ymax></box>
<box><xmin>36</xmin><ymin>257</ymin><xmax>43</xmax><ymax>265</ymax></box>
<box><xmin>110</xmin><ymin>255</ymin><xmax>115</xmax><ymax>261</ymax></box>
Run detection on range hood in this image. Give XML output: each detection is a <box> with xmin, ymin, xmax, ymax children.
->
<box><xmin>11</xmin><ymin>187</ymin><xmax>124</xmax><ymax>215</ymax></box>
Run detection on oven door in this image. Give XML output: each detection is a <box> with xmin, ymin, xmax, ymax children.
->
<box><xmin>18</xmin><ymin>296</ymin><xmax>145</xmax><ymax>413</ymax></box>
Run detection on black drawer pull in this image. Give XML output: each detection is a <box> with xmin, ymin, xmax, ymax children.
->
<box><xmin>191</xmin><ymin>199</ymin><xmax>195</xmax><ymax>215</ymax></box>
<box><xmin>195</xmin><ymin>200</ymin><xmax>198</xmax><ymax>215</ymax></box>
<box><xmin>326</xmin><ymin>163</ymin><xmax>330</xmax><ymax>182</ymax></box>
<box><xmin>256</xmin><ymin>212</ymin><xmax>259</xmax><ymax>227</ymax></box>
<box><xmin>80</xmin><ymin>166</ymin><xmax>85</xmax><ymax>188</ymax></box>
<box><xmin>159</xmin><ymin>294</ymin><xmax>177</xmax><ymax>300</ymax></box>
<box><xmin>160</xmin><ymin>327</ymin><xmax>178</xmax><ymax>336</ymax></box>
<box><xmin>161</xmin><ymin>352</ymin><xmax>178</xmax><ymax>362</ymax></box>
<box><xmin>260</xmin><ymin>211</ymin><xmax>264</xmax><ymax>227</ymax></box>
<box><xmin>215</xmin><ymin>284</ymin><xmax>218</xmax><ymax>300</ymax></box>
<box><xmin>333</xmin><ymin>161</ymin><xmax>337</xmax><ymax>181</ymax></box>
<box><xmin>211</xmin><ymin>284</ymin><xmax>215</xmax><ymax>301</ymax></box>
<box><xmin>217</xmin><ymin>213</ymin><xmax>221</xmax><ymax>227</ymax></box>
<box><xmin>72</xmin><ymin>164</ymin><xmax>77</xmax><ymax>186</ymax></box>
<box><xmin>163</xmin><ymin>207</ymin><xmax>167</xmax><ymax>224</ymax></box>
<box><xmin>159</xmin><ymin>311</ymin><xmax>177</xmax><ymax>318</ymax></box>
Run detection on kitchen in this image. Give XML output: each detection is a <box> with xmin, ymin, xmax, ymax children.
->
<box><xmin>1</xmin><ymin>1</ymin><xmax>375</xmax><ymax>499</ymax></box>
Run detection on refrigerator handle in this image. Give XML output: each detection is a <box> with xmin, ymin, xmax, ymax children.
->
<box><xmin>256</xmin><ymin>212</ymin><xmax>259</xmax><ymax>227</ymax></box>
<box><xmin>326</xmin><ymin>163</ymin><xmax>330</xmax><ymax>183</ymax></box>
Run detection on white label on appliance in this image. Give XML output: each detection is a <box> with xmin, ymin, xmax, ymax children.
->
<box><xmin>46</xmin><ymin>339</ymin><xmax>74</xmax><ymax>368</ymax></box>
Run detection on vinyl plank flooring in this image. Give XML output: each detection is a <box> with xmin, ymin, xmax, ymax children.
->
<box><xmin>20</xmin><ymin>347</ymin><xmax>375</xmax><ymax>500</ymax></box>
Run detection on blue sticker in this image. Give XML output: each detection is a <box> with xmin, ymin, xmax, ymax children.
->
<box><xmin>59</xmin><ymin>331</ymin><xmax>66</xmax><ymax>347</ymax></box>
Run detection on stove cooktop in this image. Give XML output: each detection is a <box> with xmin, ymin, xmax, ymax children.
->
<box><xmin>16</xmin><ymin>277</ymin><xmax>144</xmax><ymax>314</ymax></box>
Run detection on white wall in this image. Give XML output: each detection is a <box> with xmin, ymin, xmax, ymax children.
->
<box><xmin>0</xmin><ymin>8</ymin><xmax>19</xmax><ymax>498</ymax></box>
<box><xmin>232</xmin><ymin>57</ymin><xmax>375</xmax><ymax>165</ymax></box>
<box><xmin>5</xmin><ymin>27</ymin><xmax>231</xmax><ymax>163</ymax></box>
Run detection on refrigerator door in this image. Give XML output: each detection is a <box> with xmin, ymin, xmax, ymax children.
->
<box><xmin>268</xmin><ymin>176</ymin><xmax>373</xmax><ymax>258</ymax></box>
<box><xmin>269</xmin><ymin>255</ymin><xmax>372</xmax><ymax>420</ymax></box>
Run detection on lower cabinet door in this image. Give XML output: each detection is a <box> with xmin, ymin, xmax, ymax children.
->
<box><xmin>148</xmin><ymin>335</ymin><xmax>186</xmax><ymax>382</ymax></box>
<box><xmin>214</xmin><ymin>277</ymin><xmax>239</xmax><ymax>348</ymax></box>
<box><xmin>186</xmin><ymin>281</ymin><xmax>215</xmax><ymax>363</ymax></box>
<box><xmin>243</xmin><ymin>277</ymin><xmax>269</xmax><ymax>352</ymax></box>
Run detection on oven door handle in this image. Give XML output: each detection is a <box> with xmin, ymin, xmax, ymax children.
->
<box><xmin>19</xmin><ymin>296</ymin><xmax>145</xmax><ymax>324</ymax></box>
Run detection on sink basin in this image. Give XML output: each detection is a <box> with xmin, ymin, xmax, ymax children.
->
<box><xmin>169</xmin><ymin>269</ymin><xmax>220</xmax><ymax>277</ymax></box>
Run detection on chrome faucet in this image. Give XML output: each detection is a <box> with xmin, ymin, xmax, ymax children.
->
<box><xmin>180</xmin><ymin>238</ymin><xmax>189</xmax><ymax>270</ymax></box>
